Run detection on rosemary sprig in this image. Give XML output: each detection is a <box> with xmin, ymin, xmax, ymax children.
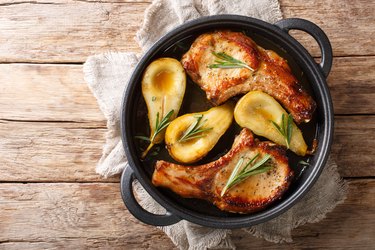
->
<box><xmin>208</xmin><ymin>51</ymin><xmax>254</xmax><ymax>71</ymax></box>
<box><xmin>152</xmin><ymin>110</ymin><xmax>174</xmax><ymax>142</ymax></box>
<box><xmin>134</xmin><ymin>135</ymin><xmax>151</xmax><ymax>142</ymax></box>
<box><xmin>178</xmin><ymin>114</ymin><xmax>213</xmax><ymax>142</ymax></box>
<box><xmin>149</xmin><ymin>146</ymin><xmax>161</xmax><ymax>157</ymax></box>
<box><xmin>141</xmin><ymin>109</ymin><xmax>174</xmax><ymax>158</ymax></box>
<box><xmin>298</xmin><ymin>160</ymin><xmax>310</xmax><ymax>166</ymax></box>
<box><xmin>221</xmin><ymin>154</ymin><xmax>272</xmax><ymax>197</ymax></box>
<box><xmin>271</xmin><ymin>113</ymin><xmax>293</xmax><ymax>149</ymax></box>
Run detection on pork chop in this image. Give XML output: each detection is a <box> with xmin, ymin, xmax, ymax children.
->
<box><xmin>152</xmin><ymin>128</ymin><xmax>293</xmax><ymax>213</ymax></box>
<box><xmin>181</xmin><ymin>30</ymin><xmax>316</xmax><ymax>123</ymax></box>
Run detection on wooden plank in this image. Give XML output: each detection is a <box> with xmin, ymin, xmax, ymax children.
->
<box><xmin>280</xmin><ymin>0</ymin><xmax>375</xmax><ymax>57</ymax></box>
<box><xmin>0</xmin><ymin>2</ymin><xmax>147</xmax><ymax>63</ymax></box>
<box><xmin>0</xmin><ymin>239</ymin><xmax>174</xmax><ymax>250</ymax></box>
<box><xmin>332</xmin><ymin>115</ymin><xmax>375</xmax><ymax>177</ymax></box>
<box><xmin>0</xmin><ymin>180</ymin><xmax>374</xmax><ymax>249</ymax></box>
<box><xmin>0</xmin><ymin>182</ymin><xmax>175</xmax><ymax>249</ymax></box>
<box><xmin>1</xmin><ymin>57</ymin><xmax>374</xmax><ymax>123</ymax></box>
<box><xmin>0</xmin><ymin>0</ymin><xmax>374</xmax><ymax>63</ymax></box>
<box><xmin>0</xmin><ymin>115</ymin><xmax>374</xmax><ymax>182</ymax></box>
<box><xmin>329</xmin><ymin>56</ymin><xmax>375</xmax><ymax>114</ymax></box>
<box><xmin>0</xmin><ymin>0</ymin><xmax>151</xmax><ymax>4</ymax></box>
<box><xmin>234</xmin><ymin>179</ymin><xmax>375</xmax><ymax>249</ymax></box>
<box><xmin>0</xmin><ymin>121</ymin><xmax>114</xmax><ymax>182</ymax></box>
<box><xmin>0</xmin><ymin>64</ymin><xmax>106</xmax><ymax>122</ymax></box>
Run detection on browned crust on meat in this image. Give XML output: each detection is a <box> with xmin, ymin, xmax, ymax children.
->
<box><xmin>216</xmin><ymin>165</ymin><xmax>294</xmax><ymax>213</ymax></box>
<box><xmin>212</xmin><ymin>131</ymin><xmax>293</xmax><ymax>213</ymax></box>
<box><xmin>217</xmin><ymin>31</ymin><xmax>261</xmax><ymax>70</ymax></box>
<box><xmin>181</xmin><ymin>30</ymin><xmax>316</xmax><ymax>123</ymax></box>
<box><xmin>152</xmin><ymin>128</ymin><xmax>294</xmax><ymax>214</ymax></box>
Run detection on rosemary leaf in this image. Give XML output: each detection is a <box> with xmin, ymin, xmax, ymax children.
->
<box><xmin>221</xmin><ymin>154</ymin><xmax>272</xmax><ymax>197</ymax></box>
<box><xmin>179</xmin><ymin>114</ymin><xmax>213</xmax><ymax>142</ymax></box>
<box><xmin>213</xmin><ymin>52</ymin><xmax>243</xmax><ymax>64</ymax></box>
<box><xmin>150</xmin><ymin>109</ymin><xmax>174</xmax><ymax>142</ymax></box>
<box><xmin>246</xmin><ymin>154</ymin><xmax>272</xmax><ymax>172</ymax></box>
<box><xmin>150</xmin><ymin>151</ymin><xmax>159</xmax><ymax>156</ymax></box>
<box><xmin>141</xmin><ymin>109</ymin><xmax>174</xmax><ymax>159</ymax></box>
<box><xmin>182</xmin><ymin>128</ymin><xmax>213</xmax><ymax>139</ymax></box>
<box><xmin>155</xmin><ymin>112</ymin><xmax>160</xmax><ymax>134</ymax></box>
<box><xmin>233</xmin><ymin>166</ymin><xmax>272</xmax><ymax>185</ymax></box>
<box><xmin>208</xmin><ymin>51</ymin><xmax>254</xmax><ymax>71</ymax></box>
<box><xmin>150</xmin><ymin>146</ymin><xmax>161</xmax><ymax>156</ymax></box>
<box><xmin>220</xmin><ymin>158</ymin><xmax>244</xmax><ymax>197</ymax></box>
<box><xmin>135</xmin><ymin>135</ymin><xmax>151</xmax><ymax>142</ymax></box>
<box><xmin>271</xmin><ymin>120</ymin><xmax>282</xmax><ymax>133</ymax></box>
<box><xmin>287</xmin><ymin>114</ymin><xmax>293</xmax><ymax>146</ymax></box>
<box><xmin>179</xmin><ymin>115</ymin><xmax>200</xmax><ymax>141</ymax></box>
<box><xmin>244</xmin><ymin>166</ymin><xmax>272</xmax><ymax>178</ymax></box>
<box><xmin>271</xmin><ymin>113</ymin><xmax>293</xmax><ymax>149</ymax></box>
<box><xmin>298</xmin><ymin>160</ymin><xmax>310</xmax><ymax>166</ymax></box>
<box><xmin>237</xmin><ymin>153</ymin><xmax>259</xmax><ymax>176</ymax></box>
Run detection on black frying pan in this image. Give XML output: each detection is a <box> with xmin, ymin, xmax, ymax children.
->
<box><xmin>120</xmin><ymin>15</ymin><xmax>333</xmax><ymax>228</ymax></box>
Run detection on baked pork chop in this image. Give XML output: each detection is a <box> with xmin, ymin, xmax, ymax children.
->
<box><xmin>152</xmin><ymin>128</ymin><xmax>293</xmax><ymax>213</ymax></box>
<box><xmin>181</xmin><ymin>30</ymin><xmax>316</xmax><ymax>123</ymax></box>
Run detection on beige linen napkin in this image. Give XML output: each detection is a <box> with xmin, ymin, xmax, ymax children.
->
<box><xmin>83</xmin><ymin>0</ymin><xmax>347</xmax><ymax>249</ymax></box>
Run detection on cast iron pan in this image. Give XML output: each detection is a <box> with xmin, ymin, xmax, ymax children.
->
<box><xmin>120</xmin><ymin>15</ymin><xmax>333</xmax><ymax>228</ymax></box>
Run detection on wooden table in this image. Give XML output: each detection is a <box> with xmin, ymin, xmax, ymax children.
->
<box><xmin>1</xmin><ymin>0</ymin><xmax>374</xmax><ymax>249</ymax></box>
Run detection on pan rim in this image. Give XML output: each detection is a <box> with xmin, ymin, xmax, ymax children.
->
<box><xmin>120</xmin><ymin>14</ymin><xmax>334</xmax><ymax>228</ymax></box>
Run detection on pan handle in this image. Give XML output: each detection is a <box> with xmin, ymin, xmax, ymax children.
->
<box><xmin>275</xmin><ymin>18</ymin><xmax>333</xmax><ymax>78</ymax></box>
<box><xmin>120</xmin><ymin>167</ymin><xmax>181</xmax><ymax>226</ymax></box>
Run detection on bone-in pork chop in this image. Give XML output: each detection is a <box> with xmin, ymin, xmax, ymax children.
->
<box><xmin>152</xmin><ymin>128</ymin><xmax>293</xmax><ymax>213</ymax></box>
<box><xmin>181</xmin><ymin>30</ymin><xmax>316</xmax><ymax>123</ymax></box>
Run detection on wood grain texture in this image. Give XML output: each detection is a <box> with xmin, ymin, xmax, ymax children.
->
<box><xmin>328</xmin><ymin>56</ymin><xmax>375</xmax><ymax>114</ymax></box>
<box><xmin>0</xmin><ymin>182</ymin><xmax>175</xmax><ymax>249</ymax></box>
<box><xmin>0</xmin><ymin>0</ymin><xmax>151</xmax><ymax>4</ymax></box>
<box><xmin>0</xmin><ymin>64</ymin><xmax>106</xmax><ymax>122</ymax></box>
<box><xmin>0</xmin><ymin>121</ymin><xmax>112</xmax><ymax>182</ymax></box>
<box><xmin>0</xmin><ymin>180</ymin><xmax>374</xmax><ymax>249</ymax></box>
<box><xmin>0</xmin><ymin>116</ymin><xmax>374</xmax><ymax>182</ymax></box>
<box><xmin>235</xmin><ymin>179</ymin><xmax>375</xmax><ymax>249</ymax></box>
<box><xmin>0</xmin><ymin>0</ymin><xmax>374</xmax><ymax>63</ymax></box>
<box><xmin>0</xmin><ymin>57</ymin><xmax>373</xmax><ymax>124</ymax></box>
<box><xmin>0</xmin><ymin>2</ymin><xmax>147</xmax><ymax>63</ymax></box>
<box><xmin>332</xmin><ymin>115</ymin><xmax>375</xmax><ymax>177</ymax></box>
<box><xmin>280</xmin><ymin>0</ymin><xmax>375</xmax><ymax>57</ymax></box>
<box><xmin>0</xmin><ymin>1</ymin><xmax>374</xmax><ymax>249</ymax></box>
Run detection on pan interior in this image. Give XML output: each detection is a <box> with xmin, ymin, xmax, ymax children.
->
<box><xmin>129</xmin><ymin>26</ymin><xmax>320</xmax><ymax>218</ymax></box>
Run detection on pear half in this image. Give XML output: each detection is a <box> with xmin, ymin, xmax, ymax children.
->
<box><xmin>141</xmin><ymin>57</ymin><xmax>186</xmax><ymax>158</ymax></box>
<box><xmin>165</xmin><ymin>102</ymin><xmax>234</xmax><ymax>164</ymax></box>
<box><xmin>234</xmin><ymin>91</ymin><xmax>308</xmax><ymax>156</ymax></box>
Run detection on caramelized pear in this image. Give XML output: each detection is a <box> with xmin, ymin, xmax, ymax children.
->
<box><xmin>141</xmin><ymin>58</ymin><xmax>186</xmax><ymax>158</ymax></box>
<box><xmin>165</xmin><ymin>102</ymin><xmax>234</xmax><ymax>164</ymax></box>
<box><xmin>234</xmin><ymin>91</ymin><xmax>308</xmax><ymax>156</ymax></box>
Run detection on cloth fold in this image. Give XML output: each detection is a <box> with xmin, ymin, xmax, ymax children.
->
<box><xmin>136</xmin><ymin>0</ymin><xmax>282</xmax><ymax>51</ymax></box>
<box><xmin>83</xmin><ymin>0</ymin><xmax>347</xmax><ymax>249</ymax></box>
